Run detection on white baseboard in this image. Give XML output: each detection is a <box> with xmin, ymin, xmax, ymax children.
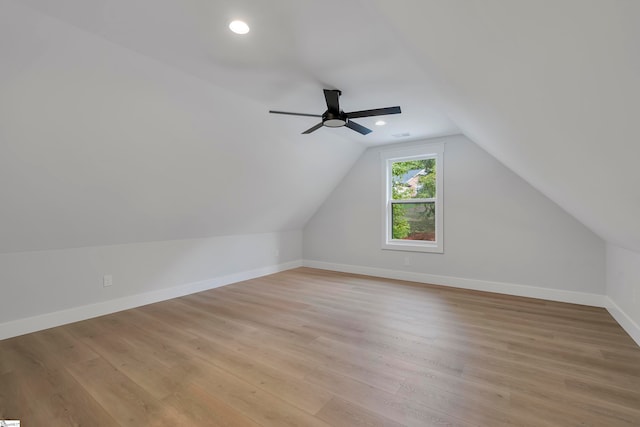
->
<box><xmin>303</xmin><ymin>259</ymin><xmax>606</xmax><ymax>307</ymax></box>
<box><xmin>5</xmin><ymin>258</ymin><xmax>637</xmax><ymax>348</ymax></box>
<box><xmin>604</xmin><ymin>297</ymin><xmax>640</xmax><ymax>347</ymax></box>
<box><xmin>0</xmin><ymin>260</ymin><xmax>302</xmax><ymax>341</ymax></box>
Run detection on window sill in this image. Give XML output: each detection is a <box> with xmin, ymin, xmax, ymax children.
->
<box><xmin>382</xmin><ymin>241</ymin><xmax>443</xmax><ymax>253</ymax></box>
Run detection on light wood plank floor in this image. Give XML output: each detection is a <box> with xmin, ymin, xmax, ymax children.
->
<box><xmin>1</xmin><ymin>267</ymin><xmax>640</xmax><ymax>426</ymax></box>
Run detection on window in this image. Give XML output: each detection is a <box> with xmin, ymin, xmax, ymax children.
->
<box><xmin>381</xmin><ymin>143</ymin><xmax>444</xmax><ymax>253</ymax></box>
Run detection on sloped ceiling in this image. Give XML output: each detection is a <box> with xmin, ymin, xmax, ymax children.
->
<box><xmin>0</xmin><ymin>0</ymin><xmax>456</xmax><ymax>252</ymax></box>
<box><xmin>2</xmin><ymin>0</ymin><xmax>639</xmax><ymax>254</ymax></box>
<box><xmin>372</xmin><ymin>0</ymin><xmax>640</xmax><ymax>253</ymax></box>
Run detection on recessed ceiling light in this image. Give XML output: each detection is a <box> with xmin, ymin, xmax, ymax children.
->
<box><xmin>229</xmin><ymin>20</ymin><xmax>250</xmax><ymax>35</ymax></box>
<box><xmin>375</xmin><ymin>120</ymin><xmax>386</xmax><ymax>126</ymax></box>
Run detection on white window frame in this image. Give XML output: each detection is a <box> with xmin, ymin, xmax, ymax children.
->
<box><xmin>381</xmin><ymin>142</ymin><xmax>444</xmax><ymax>253</ymax></box>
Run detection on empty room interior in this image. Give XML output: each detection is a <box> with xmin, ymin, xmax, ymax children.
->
<box><xmin>2</xmin><ymin>1</ymin><xmax>640</xmax><ymax>426</ymax></box>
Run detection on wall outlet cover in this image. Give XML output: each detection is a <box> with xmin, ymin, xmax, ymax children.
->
<box><xmin>103</xmin><ymin>275</ymin><xmax>113</xmax><ymax>287</ymax></box>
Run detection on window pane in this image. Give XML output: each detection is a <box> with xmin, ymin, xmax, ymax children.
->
<box><xmin>391</xmin><ymin>159</ymin><xmax>436</xmax><ymax>200</ymax></box>
<box><xmin>391</xmin><ymin>202</ymin><xmax>435</xmax><ymax>241</ymax></box>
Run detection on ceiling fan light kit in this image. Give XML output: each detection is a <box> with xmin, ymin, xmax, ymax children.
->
<box><xmin>322</xmin><ymin>111</ymin><xmax>346</xmax><ymax>128</ymax></box>
<box><xmin>269</xmin><ymin>89</ymin><xmax>401</xmax><ymax>135</ymax></box>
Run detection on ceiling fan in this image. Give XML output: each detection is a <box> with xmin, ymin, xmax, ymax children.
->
<box><xmin>269</xmin><ymin>89</ymin><xmax>401</xmax><ymax>135</ymax></box>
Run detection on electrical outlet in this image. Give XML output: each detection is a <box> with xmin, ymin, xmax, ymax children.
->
<box><xmin>403</xmin><ymin>256</ymin><xmax>411</xmax><ymax>266</ymax></box>
<box><xmin>274</xmin><ymin>249</ymin><xmax>280</xmax><ymax>257</ymax></box>
<box><xmin>103</xmin><ymin>274</ymin><xmax>113</xmax><ymax>287</ymax></box>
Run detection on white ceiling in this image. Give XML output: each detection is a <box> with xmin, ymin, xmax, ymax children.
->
<box><xmin>19</xmin><ymin>0</ymin><xmax>459</xmax><ymax>144</ymax></box>
<box><xmin>373</xmin><ymin>0</ymin><xmax>640</xmax><ymax>253</ymax></box>
<box><xmin>2</xmin><ymin>0</ymin><xmax>639</xmax><ymax>254</ymax></box>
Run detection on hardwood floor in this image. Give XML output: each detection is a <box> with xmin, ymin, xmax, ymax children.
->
<box><xmin>1</xmin><ymin>267</ymin><xmax>639</xmax><ymax>426</ymax></box>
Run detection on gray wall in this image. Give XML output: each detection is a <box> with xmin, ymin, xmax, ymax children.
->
<box><xmin>304</xmin><ymin>135</ymin><xmax>605</xmax><ymax>293</ymax></box>
<box><xmin>0</xmin><ymin>230</ymin><xmax>301</xmax><ymax>327</ymax></box>
<box><xmin>607</xmin><ymin>244</ymin><xmax>640</xmax><ymax>332</ymax></box>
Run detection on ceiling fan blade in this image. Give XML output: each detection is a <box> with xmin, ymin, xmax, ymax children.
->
<box><xmin>323</xmin><ymin>89</ymin><xmax>341</xmax><ymax>112</ymax></box>
<box><xmin>302</xmin><ymin>122</ymin><xmax>324</xmax><ymax>134</ymax></box>
<box><xmin>345</xmin><ymin>120</ymin><xmax>372</xmax><ymax>135</ymax></box>
<box><xmin>269</xmin><ymin>110</ymin><xmax>322</xmax><ymax>118</ymax></box>
<box><xmin>345</xmin><ymin>106</ymin><xmax>401</xmax><ymax>119</ymax></box>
